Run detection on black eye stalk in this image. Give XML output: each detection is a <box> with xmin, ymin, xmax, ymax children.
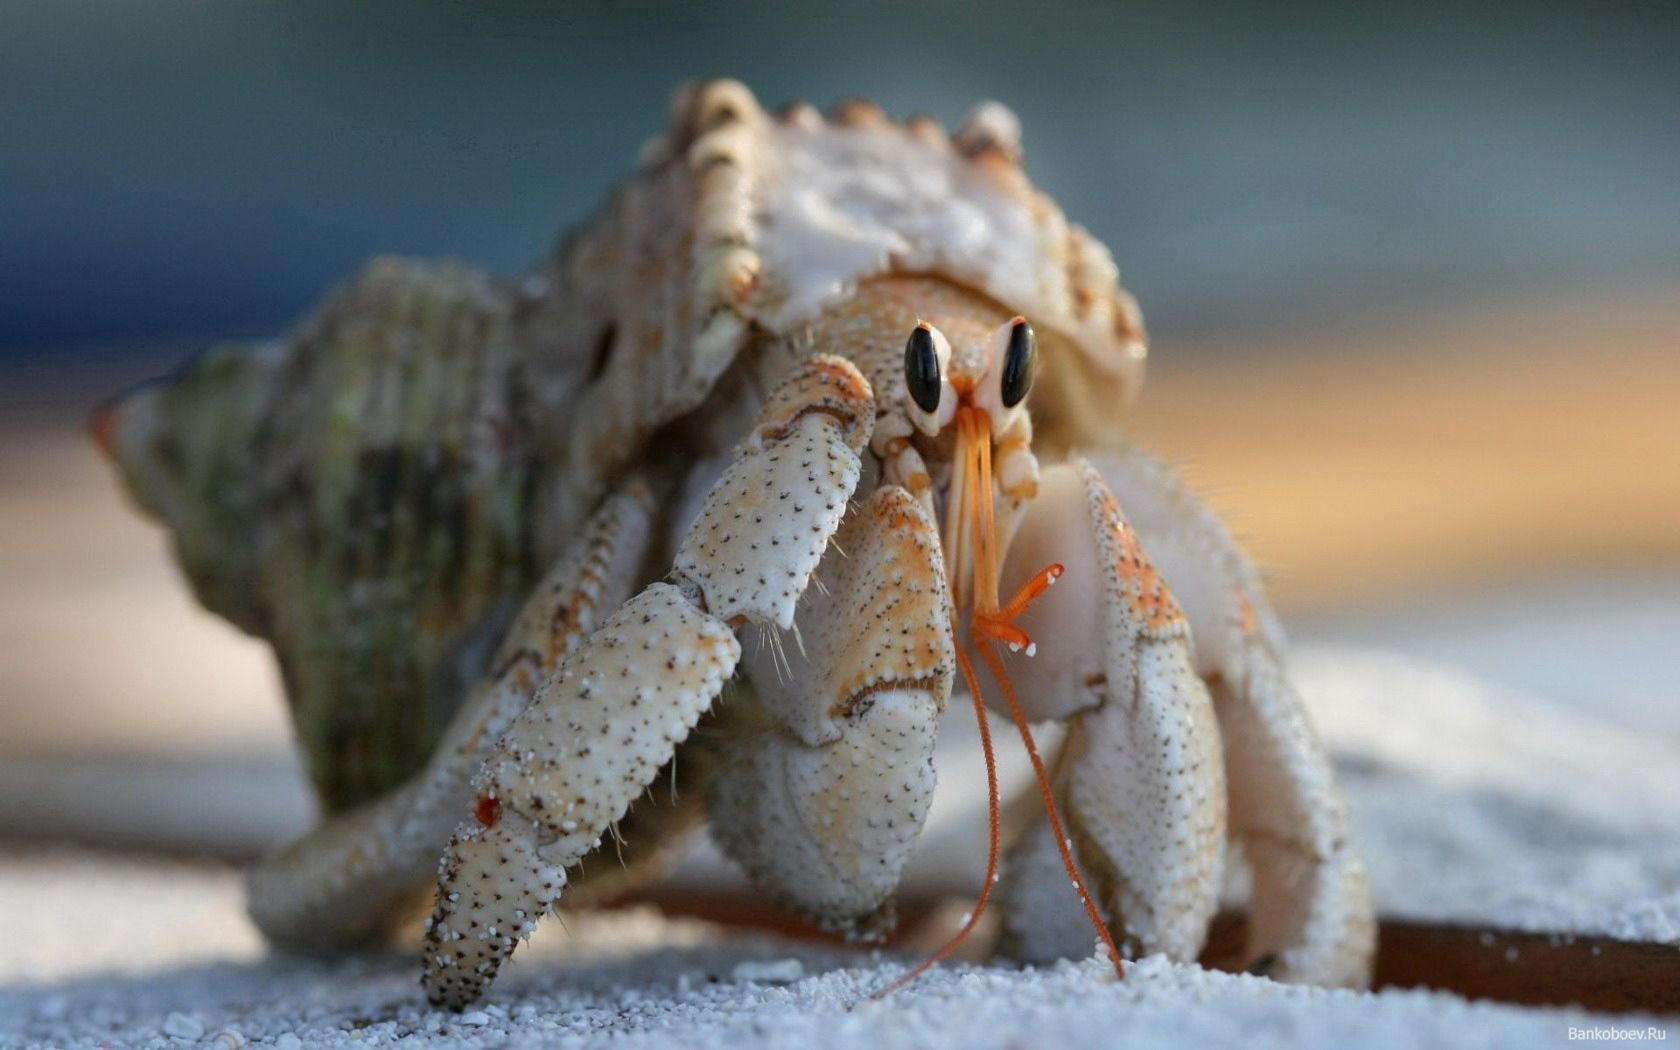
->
<box><xmin>904</xmin><ymin>324</ymin><xmax>943</xmax><ymax>414</ymax></box>
<box><xmin>1000</xmin><ymin>318</ymin><xmax>1036</xmax><ymax>408</ymax></box>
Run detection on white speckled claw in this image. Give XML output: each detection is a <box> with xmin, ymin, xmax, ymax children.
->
<box><xmin>711</xmin><ymin>486</ymin><xmax>954</xmax><ymax>935</ymax></box>
<box><xmin>421</xmin><ymin>585</ymin><xmax>738</xmax><ymax>1008</ymax></box>
<box><xmin>248</xmin><ymin>486</ymin><xmax>656</xmax><ymax>946</ymax></box>
<box><xmin>673</xmin><ymin>354</ymin><xmax>873</xmax><ymax>628</ymax></box>
<box><xmin>421</xmin><ymin>355</ymin><xmax>875</xmax><ymax>1009</ymax></box>
<box><xmin>1093</xmin><ymin>446</ymin><xmax>1375</xmax><ymax>987</ymax></box>
<box><xmin>995</xmin><ymin>460</ymin><xmax>1227</xmax><ymax>964</ymax></box>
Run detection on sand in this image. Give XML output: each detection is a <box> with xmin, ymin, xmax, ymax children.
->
<box><xmin>2</xmin><ymin>646</ymin><xmax>1677</xmax><ymax>1048</ymax></box>
<box><xmin>5</xmin><ymin>914</ymin><xmax>1674</xmax><ymax>1049</ymax></box>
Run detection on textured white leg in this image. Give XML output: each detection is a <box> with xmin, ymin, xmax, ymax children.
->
<box><xmin>996</xmin><ymin>460</ymin><xmax>1226</xmax><ymax>963</ymax></box>
<box><xmin>420</xmin><ymin>355</ymin><xmax>875</xmax><ymax>1008</ymax></box>
<box><xmin>247</xmin><ymin>486</ymin><xmax>655</xmax><ymax>946</ymax></box>
<box><xmin>1093</xmin><ymin>444</ymin><xmax>1374</xmax><ymax>987</ymax></box>
<box><xmin>710</xmin><ymin>486</ymin><xmax>953</xmax><ymax>937</ymax></box>
<box><xmin>422</xmin><ymin>586</ymin><xmax>738</xmax><ymax>1007</ymax></box>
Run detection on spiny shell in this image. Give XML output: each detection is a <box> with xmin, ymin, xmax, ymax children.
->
<box><xmin>101</xmin><ymin>80</ymin><xmax>1149</xmax><ymax>815</ymax></box>
<box><xmin>530</xmin><ymin>79</ymin><xmax>1148</xmax><ymax>519</ymax></box>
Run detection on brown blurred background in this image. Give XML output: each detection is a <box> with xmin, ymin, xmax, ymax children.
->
<box><xmin>1</xmin><ymin>0</ymin><xmax>1676</xmax><ymax>860</ymax></box>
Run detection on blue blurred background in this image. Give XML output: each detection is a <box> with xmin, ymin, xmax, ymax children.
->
<box><xmin>4</xmin><ymin>0</ymin><xmax>1676</xmax><ymax>357</ymax></box>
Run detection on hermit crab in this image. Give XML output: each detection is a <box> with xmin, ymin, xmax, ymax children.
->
<box><xmin>96</xmin><ymin>80</ymin><xmax>1375</xmax><ymax>1009</ymax></box>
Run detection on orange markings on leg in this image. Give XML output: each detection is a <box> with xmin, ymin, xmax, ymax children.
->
<box><xmin>473</xmin><ymin>794</ymin><xmax>502</xmax><ymax>830</ymax></box>
<box><xmin>1094</xmin><ymin>487</ymin><xmax>1184</xmax><ymax>631</ymax></box>
<box><xmin>807</xmin><ymin>357</ymin><xmax>873</xmax><ymax>400</ymax></box>
<box><xmin>1235</xmin><ymin>591</ymin><xmax>1258</xmax><ymax>636</ymax></box>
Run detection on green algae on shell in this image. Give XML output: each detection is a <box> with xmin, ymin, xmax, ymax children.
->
<box><xmin>102</xmin><ymin>258</ymin><xmax>564</xmax><ymax>812</ymax></box>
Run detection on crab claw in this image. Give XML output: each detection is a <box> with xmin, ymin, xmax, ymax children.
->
<box><xmin>994</xmin><ymin>459</ymin><xmax>1227</xmax><ymax>963</ymax></box>
<box><xmin>1087</xmin><ymin>446</ymin><xmax>1375</xmax><ymax>986</ymax></box>
<box><xmin>420</xmin><ymin>355</ymin><xmax>876</xmax><ymax>1009</ymax></box>
<box><xmin>421</xmin><ymin>585</ymin><xmax>740</xmax><ymax>1009</ymax></box>
<box><xmin>711</xmin><ymin>485</ymin><xmax>954</xmax><ymax>937</ymax></box>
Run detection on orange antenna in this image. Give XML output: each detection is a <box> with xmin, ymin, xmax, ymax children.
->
<box><xmin>873</xmin><ymin>407</ymin><xmax>1125</xmax><ymax>998</ymax></box>
<box><xmin>970</xmin><ymin>409</ymin><xmax>1126</xmax><ymax>979</ymax></box>
<box><xmin>873</xmin><ymin>407</ymin><xmax>1000</xmax><ymax>999</ymax></box>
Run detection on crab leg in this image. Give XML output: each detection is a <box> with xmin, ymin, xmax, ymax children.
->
<box><xmin>993</xmin><ymin>459</ymin><xmax>1227</xmax><ymax>964</ymax></box>
<box><xmin>247</xmin><ymin>484</ymin><xmax>656</xmax><ymax>946</ymax></box>
<box><xmin>710</xmin><ymin>485</ymin><xmax>954</xmax><ymax>938</ymax></box>
<box><xmin>1091</xmin><ymin>445</ymin><xmax>1374</xmax><ymax>987</ymax></box>
<box><xmin>420</xmin><ymin>355</ymin><xmax>874</xmax><ymax>1009</ymax></box>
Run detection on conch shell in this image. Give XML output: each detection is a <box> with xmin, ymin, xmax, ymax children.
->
<box><xmin>100</xmin><ymin>260</ymin><xmax>571</xmax><ymax>810</ymax></box>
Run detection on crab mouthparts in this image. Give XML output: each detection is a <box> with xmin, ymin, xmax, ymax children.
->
<box><xmin>941</xmin><ymin>406</ymin><xmax>1061</xmax><ymax>645</ymax></box>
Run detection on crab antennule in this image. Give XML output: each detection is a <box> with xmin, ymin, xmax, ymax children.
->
<box><xmin>875</xmin><ymin>406</ymin><xmax>1002</xmax><ymax>996</ymax></box>
<box><xmin>997</xmin><ymin>564</ymin><xmax>1063</xmax><ymax>623</ymax></box>
<box><xmin>973</xmin><ymin>410</ymin><xmax>1001</xmax><ymax>610</ymax></box>
<box><xmin>941</xmin><ymin>412</ymin><xmax>971</xmax><ymax>612</ymax></box>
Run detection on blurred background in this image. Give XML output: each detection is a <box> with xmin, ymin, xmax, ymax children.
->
<box><xmin>2</xmin><ymin>1</ymin><xmax>1676</xmax><ymax>862</ymax></box>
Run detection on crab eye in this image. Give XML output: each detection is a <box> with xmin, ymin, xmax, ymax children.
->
<box><xmin>999</xmin><ymin>319</ymin><xmax>1035</xmax><ymax>408</ymax></box>
<box><xmin>904</xmin><ymin>324</ymin><xmax>943</xmax><ymax>414</ymax></box>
